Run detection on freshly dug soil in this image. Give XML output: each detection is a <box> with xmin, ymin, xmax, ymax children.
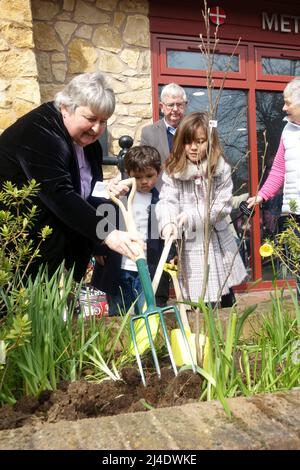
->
<box><xmin>0</xmin><ymin>368</ymin><xmax>202</xmax><ymax>430</ymax></box>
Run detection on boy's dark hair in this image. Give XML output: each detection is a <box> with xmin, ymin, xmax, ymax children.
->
<box><xmin>124</xmin><ymin>145</ymin><xmax>161</xmax><ymax>174</ymax></box>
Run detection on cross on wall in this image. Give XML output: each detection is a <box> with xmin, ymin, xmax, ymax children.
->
<box><xmin>209</xmin><ymin>6</ymin><xmax>226</xmax><ymax>26</ymax></box>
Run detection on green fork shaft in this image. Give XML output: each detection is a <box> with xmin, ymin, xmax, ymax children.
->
<box><xmin>136</xmin><ymin>258</ymin><xmax>155</xmax><ymax>309</ymax></box>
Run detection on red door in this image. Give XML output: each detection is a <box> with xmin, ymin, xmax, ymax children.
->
<box><xmin>150</xmin><ymin>34</ymin><xmax>300</xmax><ymax>290</ymax></box>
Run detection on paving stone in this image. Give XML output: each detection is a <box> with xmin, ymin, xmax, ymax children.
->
<box><xmin>150</xmin><ymin>405</ymin><xmax>215</xmax><ymax>449</ymax></box>
<box><xmin>73</xmin><ymin>415</ymin><xmax>128</xmax><ymax>450</ymax></box>
<box><xmin>181</xmin><ymin>401</ymin><xmax>263</xmax><ymax>450</ymax></box>
<box><xmin>115</xmin><ymin>411</ymin><xmax>178</xmax><ymax>450</ymax></box>
<box><xmin>31</xmin><ymin>421</ymin><xmax>81</xmax><ymax>450</ymax></box>
<box><xmin>226</xmin><ymin>395</ymin><xmax>300</xmax><ymax>449</ymax></box>
<box><xmin>0</xmin><ymin>425</ymin><xmax>36</xmax><ymax>450</ymax></box>
<box><xmin>0</xmin><ymin>391</ymin><xmax>299</xmax><ymax>450</ymax></box>
<box><xmin>248</xmin><ymin>391</ymin><xmax>300</xmax><ymax>439</ymax></box>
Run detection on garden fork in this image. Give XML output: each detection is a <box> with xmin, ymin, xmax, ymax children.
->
<box><xmin>107</xmin><ymin>177</ymin><xmax>195</xmax><ymax>386</ymax></box>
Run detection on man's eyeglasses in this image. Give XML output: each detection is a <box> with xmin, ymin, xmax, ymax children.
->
<box><xmin>162</xmin><ymin>102</ymin><xmax>186</xmax><ymax>110</ymax></box>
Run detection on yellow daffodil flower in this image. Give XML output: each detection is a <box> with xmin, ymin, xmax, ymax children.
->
<box><xmin>259</xmin><ymin>243</ymin><xmax>274</xmax><ymax>258</ymax></box>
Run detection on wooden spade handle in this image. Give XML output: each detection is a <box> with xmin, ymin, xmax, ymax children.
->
<box><xmin>151</xmin><ymin>238</ymin><xmax>173</xmax><ymax>295</ymax></box>
<box><xmin>106</xmin><ymin>177</ymin><xmax>136</xmax><ymax>233</ymax></box>
<box><xmin>106</xmin><ymin>177</ymin><xmax>145</xmax><ymax>259</ymax></box>
<box><xmin>165</xmin><ymin>267</ymin><xmax>190</xmax><ymax>331</ymax></box>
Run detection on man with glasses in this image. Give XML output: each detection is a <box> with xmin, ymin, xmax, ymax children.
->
<box><xmin>140</xmin><ymin>83</ymin><xmax>187</xmax><ymax>190</ymax></box>
<box><xmin>139</xmin><ymin>83</ymin><xmax>187</xmax><ymax>307</ymax></box>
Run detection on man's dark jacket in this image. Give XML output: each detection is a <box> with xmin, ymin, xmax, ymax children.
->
<box><xmin>0</xmin><ymin>102</ymin><xmax>110</xmax><ymax>280</ymax></box>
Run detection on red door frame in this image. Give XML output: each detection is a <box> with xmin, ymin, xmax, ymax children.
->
<box><xmin>150</xmin><ymin>32</ymin><xmax>299</xmax><ymax>291</ymax></box>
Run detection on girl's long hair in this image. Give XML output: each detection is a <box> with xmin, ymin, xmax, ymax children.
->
<box><xmin>164</xmin><ymin>112</ymin><xmax>223</xmax><ymax>176</ymax></box>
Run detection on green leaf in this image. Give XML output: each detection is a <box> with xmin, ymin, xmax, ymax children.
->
<box><xmin>139</xmin><ymin>398</ymin><xmax>155</xmax><ymax>411</ymax></box>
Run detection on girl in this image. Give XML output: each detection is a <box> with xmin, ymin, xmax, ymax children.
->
<box><xmin>156</xmin><ymin>112</ymin><xmax>247</xmax><ymax>306</ymax></box>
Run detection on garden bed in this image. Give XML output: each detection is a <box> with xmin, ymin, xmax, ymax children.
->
<box><xmin>1</xmin><ymin>179</ymin><xmax>299</xmax><ymax>436</ymax></box>
<box><xmin>0</xmin><ymin>367</ymin><xmax>201</xmax><ymax>430</ymax></box>
<box><xmin>1</xmin><ymin>270</ymin><xmax>298</xmax><ymax>433</ymax></box>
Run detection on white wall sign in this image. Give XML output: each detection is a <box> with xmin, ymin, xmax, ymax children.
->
<box><xmin>262</xmin><ymin>11</ymin><xmax>300</xmax><ymax>33</ymax></box>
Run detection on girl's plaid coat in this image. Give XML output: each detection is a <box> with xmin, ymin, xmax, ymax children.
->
<box><xmin>156</xmin><ymin>157</ymin><xmax>247</xmax><ymax>303</ymax></box>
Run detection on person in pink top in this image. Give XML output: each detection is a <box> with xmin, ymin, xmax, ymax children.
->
<box><xmin>247</xmin><ymin>77</ymin><xmax>300</xmax><ymax>300</ymax></box>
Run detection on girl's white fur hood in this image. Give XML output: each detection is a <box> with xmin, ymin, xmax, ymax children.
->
<box><xmin>173</xmin><ymin>156</ymin><xmax>226</xmax><ymax>180</ymax></box>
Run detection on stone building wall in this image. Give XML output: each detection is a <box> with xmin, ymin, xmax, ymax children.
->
<box><xmin>0</xmin><ymin>0</ymin><xmax>153</xmax><ymax>177</ymax></box>
<box><xmin>0</xmin><ymin>0</ymin><xmax>41</xmax><ymax>132</ymax></box>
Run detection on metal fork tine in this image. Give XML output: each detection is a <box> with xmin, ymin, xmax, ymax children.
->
<box><xmin>144</xmin><ymin>314</ymin><xmax>162</xmax><ymax>379</ymax></box>
<box><xmin>130</xmin><ymin>320</ymin><xmax>146</xmax><ymax>386</ymax></box>
<box><xmin>130</xmin><ymin>313</ymin><xmax>162</xmax><ymax>382</ymax></box>
<box><xmin>158</xmin><ymin>309</ymin><xmax>178</xmax><ymax>376</ymax></box>
<box><xmin>131</xmin><ymin>305</ymin><xmax>196</xmax><ymax>385</ymax></box>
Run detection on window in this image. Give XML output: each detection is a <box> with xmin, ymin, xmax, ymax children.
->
<box><xmin>256</xmin><ymin>47</ymin><xmax>300</xmax><ymax>81</ymax></box>
<box><xmin>159</xmin><ymin>39</ymin><xmax>247</xmax><ymax>80</ymax></box>
<box><xmin>262</xmin><ymin>57</ymin><xmax>300</xmax><ymax>76</ymax></box>
<box><xmin>167</xmin><ymin>50</ymin><xmax>239</xmax><ymax>72</ymax></box>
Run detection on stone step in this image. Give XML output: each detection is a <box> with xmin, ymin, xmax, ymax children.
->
<box><xmin>0</xmin><ymin>390</ymin><xmax>299</xmax><ymax>450</ymax></box>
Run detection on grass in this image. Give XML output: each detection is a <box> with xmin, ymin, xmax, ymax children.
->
<box><xmin>180</xmin><ymin>288</ymin><xmax>300</xmax><ymax>416</ymax></box>
<box><xmin>0</xmin><ymin>265</ymin><xmax>135</xmax><ymax>404</ymax></box>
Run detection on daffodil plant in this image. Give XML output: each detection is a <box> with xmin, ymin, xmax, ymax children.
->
<box><xmin>259</xmin><ymin>200</ymin><xmax>300</xmax><ymax>296</ymax></box>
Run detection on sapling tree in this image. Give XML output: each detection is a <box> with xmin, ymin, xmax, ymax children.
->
<box><xmin>176</xmin><ymin>1</ymin><xmax>251</xmax><ymax>365</ymax></box>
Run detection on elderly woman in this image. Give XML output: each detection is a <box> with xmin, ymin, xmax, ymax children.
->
<box><xmin>247</xmin><ymin>76</ymin><xmax>300</xmax><ymax>300</ymax></box>
<box><xmin>0</xmin><ymin>72</ymin><xmax>140</xmax><ymax>281</ymax></box>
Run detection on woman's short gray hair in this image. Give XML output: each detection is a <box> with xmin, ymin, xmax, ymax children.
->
<box><xmin>54</xmin><ymin>72</ymin><xmax>115</xmax><ymax>117</ymax></box>
<box><xmin>160</xmin><ymin>83</ymin><xmax>187</xmax><ymax>103</ymax></box>
<box><xmin>284</xmin><ymin>77</ymin><xmax>300</xmax><ymax>106</ymax></box>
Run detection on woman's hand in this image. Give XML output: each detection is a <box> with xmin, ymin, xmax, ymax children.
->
<box><xmin>247</xmin><ymin>195</ymin><xmax>263</xmax><ymax>209</ymax></box>
<box><xmin>106</xmin><ymin>178</ymin><xmax>131</xmax><ymax>198</ymax></box>
<box><xmin>104</xmin><ymin>229</ymin><xmax>145</xmax><ymax>260</ymax></box>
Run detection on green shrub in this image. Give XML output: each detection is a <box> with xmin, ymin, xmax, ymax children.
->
<box><xmin>0</xmin><ymin>179</ymin><xmax>52</xmax><ymax>315</ymax></box>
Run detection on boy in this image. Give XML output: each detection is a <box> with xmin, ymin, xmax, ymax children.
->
<box><xmin>91</xmin><ymin>145</ymin><xmax>169</xmax><ymax>315</ymax></box>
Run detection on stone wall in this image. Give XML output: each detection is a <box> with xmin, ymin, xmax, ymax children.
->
<box><xmin>0</xmin><ymin>0</ymin><xmax>41</xmax><ymax>132</ymax></box>
<box><xmin>0</xmin><ymin>0</ymin><xmax>153</xmax><ymax>177</ymax></box>
<box><xmin>31</xmin><ymin>0</ymin><xmax>152</xmax><ymax>176</ymax></box>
